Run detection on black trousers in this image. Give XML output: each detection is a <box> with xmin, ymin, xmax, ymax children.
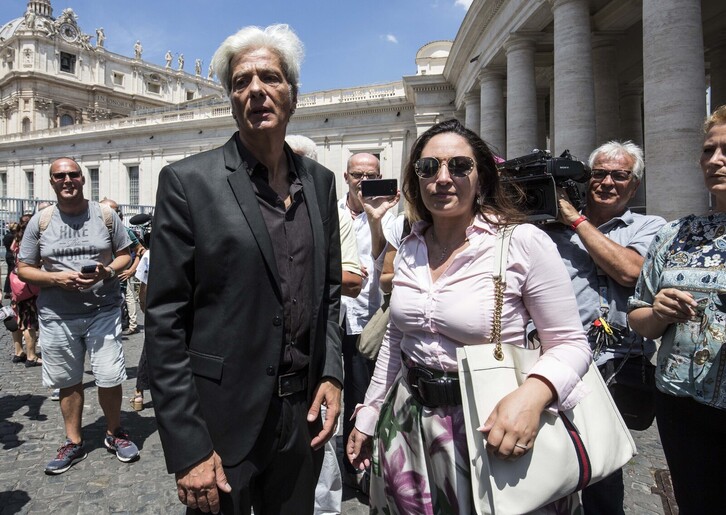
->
<box><xmin>188</xmin><ymin>391</ymin><xmax>323</xmax><ymax>515</ymax></box>
<box><xmin>655</xmin><ymin>390</ymin><xmax>726</xmax><ymax>515</ymax></box>
<box><xmin>581</xmin><ymin>468</ymin><xmax>624</xmax><ymax>515</ymax></box>
<box><xmin>341</xmin><ymin>330</ymin><xmax>375</xmax><ymax>474</ymax></box>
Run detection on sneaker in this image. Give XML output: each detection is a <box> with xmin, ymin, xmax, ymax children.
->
<box><xmin>45</xmin><ymin>439</ymin><xmax>87</xmax><ymax>475</ymax></box>
<box><xmin>104</xmin><ymin>429</ymin><xmax>139</xmax><ymax>462</ymax></box>
<box><xmin>50</xmin><ymin>388</ymin><xmax>60</xmax><ymax>401</ymax></box>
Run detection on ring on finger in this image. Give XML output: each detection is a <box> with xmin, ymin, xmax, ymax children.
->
<box><xmin>514</xmin><ymin>443</ymin><xmax>529</xmax><ymax>450</ymax></box>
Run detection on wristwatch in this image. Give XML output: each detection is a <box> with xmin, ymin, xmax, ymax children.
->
<box><xmin>105</xmin><ymin>266</ymin><xmax>116</xmax><ymax>278</ymax></box>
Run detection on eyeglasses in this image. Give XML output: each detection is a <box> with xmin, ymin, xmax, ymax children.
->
<box><xmin>348</xmin><ymin>172</ymin><xmax>380</xmax><ymax>180</ymax></box>
<box><xmin>51</xmin><ymin>171</ymin><xmax>82</xmax><ymax>181</ymax></box>
<box><xmin>591</xmin><ymin>169</ymin><xmax>632</xmax><ymax>182</ymax></box>
<box><xmin>414</xmin><ymin>156</ymin><xmax>475</xmax><ymax>178</ymax></box>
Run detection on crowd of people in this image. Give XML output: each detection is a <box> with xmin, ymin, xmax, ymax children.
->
<box><xmin>4</xmin><ymin>21</ymin><xmax>724</xmax><ymax>515</ymax></box>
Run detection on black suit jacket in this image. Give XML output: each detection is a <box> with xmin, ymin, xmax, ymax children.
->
<box><xmin>145</xmin><ymin>135</ymin><xmax>343</xmax><ymax>473</ymax></box>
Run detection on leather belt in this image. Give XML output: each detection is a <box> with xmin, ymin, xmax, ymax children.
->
<box><xmin>402</xmin><ymin>353</ymin><xmax>461</xmax><ymax>408</ymax></box>
<box><xmin>278</xmin><ymin>371</ymin><xmax>307</xmax><ymax>397</ymax></box>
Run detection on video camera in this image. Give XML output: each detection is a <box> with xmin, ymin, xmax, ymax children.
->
<box><xmin>129</xmin><ymin>212</ymin><xmax>152</xmax><ymax>248</ymax></box>
<box><xmin>498</xmin><ymin>149</ymin><xmax>590</xmax><ymax>223</ymax></box>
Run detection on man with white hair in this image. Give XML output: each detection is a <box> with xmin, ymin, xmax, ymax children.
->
<box><xmin>546</xmin><ymin>140</ymin><xmax>665</xmax><ymax>515</ymax></box>
<box><xmin>145</xmin><ymin>25</ymin><xmax>343</xmax><ymax>514</ymax></box>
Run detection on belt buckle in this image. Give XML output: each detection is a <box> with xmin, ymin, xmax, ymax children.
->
<box><xmin>406</xmin><ymin>366</ymin><xmax>435</xmax><ymax>407</ymax></box>
<box><xmin>278</xmin><ymin>371</ymin><xmax>300</xmax><ymax>397</ymax></box>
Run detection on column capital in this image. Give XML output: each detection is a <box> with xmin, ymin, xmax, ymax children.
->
<box><xmin>477</xmin><ymin>66</ymin><xmax>505</xmax><ymax>83</ymax></box>
<box><xmin>504</xmin><ymin>34</ymin><xmax>537</xmax><ymax>55</ymax></box>
<box><xmin>464</xmin><ymin>90</ymin><xmax>480</xmax><ymax>103</ymax></box>
<box><xmin>548</xmin><ymin>0</ymin><xmax>587</xmax><ymax>9</ymax></box>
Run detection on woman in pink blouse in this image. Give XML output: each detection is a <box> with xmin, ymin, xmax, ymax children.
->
<box><xmin>346</xmin><ymin>119</ymin><xmax>591</xmax><ymax>514</ymax></box>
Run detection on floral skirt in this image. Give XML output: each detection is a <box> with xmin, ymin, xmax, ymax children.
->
<box><xmin>370</xmin><ymin>374</ymin><xmax>582</xmax><ymax>515</ymax></box>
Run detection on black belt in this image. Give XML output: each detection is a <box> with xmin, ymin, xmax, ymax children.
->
<box><xmin>402</xmin><ymin>353</ymin><xmax>461</xmax><ymax>408</ymax></box>
<box><xmin>277</xmin><ymin>371</ymin><xmax>307</xmax><ymax>397</ymax></box>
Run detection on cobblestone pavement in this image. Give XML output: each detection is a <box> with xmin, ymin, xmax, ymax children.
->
<box><xmin>0</xmin><ymin>308</ymin><xmax>676</xmax><ymax>514</ymax></box>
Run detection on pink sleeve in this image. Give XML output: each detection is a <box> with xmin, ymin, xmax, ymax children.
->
<box><xmin>518</xmin><ymin>229</ymin><xmax>592</xmax><ymax>410</ymax></box>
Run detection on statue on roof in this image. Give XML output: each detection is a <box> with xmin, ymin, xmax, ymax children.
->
<box><xmin>195</xmin><ymin>59</ymin><xmax>202</xmax><ymax>76</ymax></box>
<box><xmin>178</xmin><ymin>54</ymin><xmax>184</xmax><ymax>71</ymax></box>
<box><xmin>165</xmin><ymin>50</ymin><xmax>173</xmax><ymax>68</ymax></box>
<box><xmin>134</xmin><ymin>40</ymin><xmax>143</xmax><ymax>59</ymax></box>
<box><xmin>96</xmin><ymin>28</ymin><xmax>105</xmax><ymax>47</ymax></box>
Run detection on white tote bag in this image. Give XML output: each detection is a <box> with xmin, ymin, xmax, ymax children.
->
<box><xmin>456</xmin><ymin>226</ymin><xmax>637</xmax><ymax>515</ymax></box>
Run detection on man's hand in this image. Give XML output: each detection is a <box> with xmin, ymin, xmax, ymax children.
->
<box><xmin>346</xmin><ymin>428</ymin><xmax>372</xmax><ymax>471</ymax></box>
<box><xmin>556</xmin><ymin>188</ymin><xmax>580</xmax><ymax>226</ymax></box>
<box><xmin>175</xmin><ymin>451</ymin><xmax>231</xmax><ymax>514</ymax></box>
<box><xmin>118</xmin><ymin>268</ymin><xmax>135</xmax><ymax>281</ymax></box>
<box><xmin>308</xmin><ymin>378</ymin><xmax>342</xmax><ymax>450</ymax></box>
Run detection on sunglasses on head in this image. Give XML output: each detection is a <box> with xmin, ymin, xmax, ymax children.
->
<box><xmin>414</xmin><ymin>156</ymin><xmax>475</xmax><ymax>178</ymax></box>
<box><xmin>51</xmin><ymin>171</ymin><xmax>82</xmax><ymax>181</ymax></box>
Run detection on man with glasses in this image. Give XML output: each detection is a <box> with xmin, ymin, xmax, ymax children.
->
<box><xmin>17</xmin><ymin>157</ymin><xmax>139</xmax><ymax>474</ymax></box>
<box><xmin>338</xmin><ymin>152</ymin><xmax>398</xmax><ymax>493</ymax></box>
<box><xmin>545</xmin><ymin>141</ymin><xmax>665</xmax><ymax>514</ymax></box>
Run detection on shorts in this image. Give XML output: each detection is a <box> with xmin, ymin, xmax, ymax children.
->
<box><xmin>40</xmin><ymin>308</ymin><xmax>127</xmax><ymax>389</ymax></box>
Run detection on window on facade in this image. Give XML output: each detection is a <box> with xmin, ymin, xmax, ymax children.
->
<box><xmin>60</xmin><ymin>114</ymin><xmax>74</xmax><ymax>127</ymax></box>
<box><xmin>88</xmin><ymin>168</ymin><xmax>99</xmax><ymax>201</ymax></box>
<box><xmin>128</xmin><ymin>165</ymin><xmax>139</xmax><ymax>205</ymax></box>
<box><xmin>22</xmin><ymin>117</ymin><xmax>31</xmax><ymax>134</ymax></box>
<box><xmin>186</xmin><ymin>90</ymin><xmax>195</xmax><ymax>101</ymax></box>
<box><xmin>112</xmin><ymin>72</ymin><xmax>124</xmax><ymax>86</ymax></box>
<box><xmin>25</xmin><ymin>171</ymin><xmax>34</xmax><ymax>198</ymax></box>
<box><xmin>0</xmin><ymin>172</ymin><xmax>7</xmax><ymax>198</ymax></box>
<box><xmin>147</xmin><ymin>82</ymin><xmax>160</xmax><ymax>94</ymax></box>
<box><xmin>60</xmin><ymin>52</ymin><xmax>76</xmax><ymax>74</ymax></box>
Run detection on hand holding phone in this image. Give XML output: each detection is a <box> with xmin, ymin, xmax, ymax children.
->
<box><xmin>80</xmin><ymin>264</ymin><xmax>97</xmax><ymax>274</ymax></box>
<box><xmin>361</xmin><ymin>179</ymin><xmax>397</xmax><ymax>198</ymax></box>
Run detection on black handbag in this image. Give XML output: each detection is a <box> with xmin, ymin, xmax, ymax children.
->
<box><xmin>602</xmin><ymin>352</ymin><xmax>656</xmax><ymax>431</ymax></box>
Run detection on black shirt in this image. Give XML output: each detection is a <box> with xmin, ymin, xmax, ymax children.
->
<box><xmin>235</xmin><ymin>135</ymin><xmax>313</xmax><ymax>373</ymax></box>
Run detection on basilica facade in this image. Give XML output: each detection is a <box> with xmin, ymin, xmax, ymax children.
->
<box><xmin>0</xmin><ymin>0</ymin><xmax>723</xmax><ymax>221</ymax></box>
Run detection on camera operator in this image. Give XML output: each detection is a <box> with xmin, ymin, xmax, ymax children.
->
<box><xmin>543</xmin><ymin>141</ymin><xmax>665</xmax><ymax>514</ymax></box>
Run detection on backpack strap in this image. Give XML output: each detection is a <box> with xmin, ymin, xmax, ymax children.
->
<box><xmin>39</xmin><ymin>202</ymin><xmax>116</xmax><ymax>251</ymax></box>
<box><xmin>38</xmin><ymin>204</ymin><xmax>56</xmax><ymax>234</ymax></box>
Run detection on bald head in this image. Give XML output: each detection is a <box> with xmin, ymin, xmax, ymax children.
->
<box><xmin>346</xmin><ymin>153</ymin><xmax>380</xmax><ymax>174</ymax></box>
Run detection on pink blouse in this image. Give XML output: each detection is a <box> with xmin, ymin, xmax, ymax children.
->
<box><xmin>354</xmin><ymin>216</ymin><xmax>592</xmax><ymax>435</ymax></box>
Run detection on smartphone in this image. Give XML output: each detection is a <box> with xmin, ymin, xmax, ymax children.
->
<box><xmin>80</xmin><ymin>264</ymin><xmax>97</xmax><ymax>274</ymax></box>
<box><xmin>361</xmin><ymin>178</ymin><xmax>397</xmax><ymax>197</ymax></box>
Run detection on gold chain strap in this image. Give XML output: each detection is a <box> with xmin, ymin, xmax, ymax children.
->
<box><xmin>492</xmin><ymin>275</ymin><xmax>505</xmax><ymax>360</ymax></box>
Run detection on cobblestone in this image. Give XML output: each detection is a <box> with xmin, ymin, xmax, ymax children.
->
<box><xmin>0</xmin><ymin>305</ymin><xmax>675</xmax><ymax>514</ymax></box>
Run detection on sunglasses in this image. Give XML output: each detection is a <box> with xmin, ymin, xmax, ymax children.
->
<box><xmin>414</xmin><ymin>156</ymin><xmax>475</xmax><ymax>178</ymax></box>
<box><xmin>51</xmin><ymin>171</ymin><xmax>82</xmax><ymax>181</ymax></box>
<box><xmin>591</xmin><ymin>169</ymin><xmax>632</xmax><ymax>182</ymax></box>
<box><xmin>348</xmin><ymin>172</ymin><xmax>380</xmax><ymax>180</ymax></box>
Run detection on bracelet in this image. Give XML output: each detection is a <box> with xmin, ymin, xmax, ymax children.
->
<box><xmin>571</xmin><ymin>215</ymin><xmax>588</xmax><ymax>231</ymax></box>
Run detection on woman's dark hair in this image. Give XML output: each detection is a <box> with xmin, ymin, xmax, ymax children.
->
<box><xmin>402</xmin><ymin>119</ymin><xmax>525</xmax><ymax>225</ymax></box>
<box><xmin>14</xmin><ymin>214</ymin><xmax>32</xmax><ymax>245</ymax></box>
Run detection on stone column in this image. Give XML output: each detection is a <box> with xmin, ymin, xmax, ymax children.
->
<box><xmin>709</xmin><ymin>43</ymin><xmax>726</xmax><ymax>111</ymax></box>
<box><xmin>549</xmin><ymin>78</ymin><xmax>555</xmax><ymax>152</ymax></box>
<box><xmin>592</xmin><ymin>35</ymin><xmax>620</xmax><ymax>145</ymax></box>
<box><xmin>619</xmin><ymin>88</ymin><xmax>643</xmax><ymax>147</ymax></box>
<box><xmin>464</xmin><ymin>90</ymin><xmax>481</xmax><ymax>135</ymax></box>
<box><xmin>505</xmin><ymin>36</ymin><xmax>538</xmax><ymax>158</ymax></box>
<box><xmin>550</xmin><ymin>0</ymin><xmax>596</xmax><ymax>161</ymax></box>
<box><xmin>478</xmin><ymin>67</ymin><xmax>506</xmax><ymax>157</ymax></box>
<box><xmin>537</xmin><ymin>91</ymin><xmax>548</xmax><ymax>151</ymax></box>
<box><xmin>643</xmin><ymin>0</ymin><xmax>707</xmax><ymax>219</ymax></box>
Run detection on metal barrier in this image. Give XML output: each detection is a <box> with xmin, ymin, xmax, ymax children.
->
<box><xmin>0</xmin><ymin>197</ymin><xmax>154</xmax><ymax>236</ymax></box>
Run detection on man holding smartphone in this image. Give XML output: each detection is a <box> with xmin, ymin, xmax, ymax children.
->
<box><xmin>338</xmin><ymin>152</ymin><xmax>398</xmax><ymax>492</ymax></box>
<box><xmin>17</xmin><ymin>157</ymin><xmax>138</xmax><ymax>475</ymax></box>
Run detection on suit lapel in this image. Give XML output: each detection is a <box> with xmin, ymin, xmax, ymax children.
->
<box><xmin>224</xmin><ymin>137</ymin><xmax>282</xmax><ymax>296</ymax></box>
<box><xmin>293</xmin><ymin>152</ymin><xmax>326</xmax><ymax>320</ymax></box>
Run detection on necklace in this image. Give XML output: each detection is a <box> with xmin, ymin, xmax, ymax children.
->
<box><xmin>429</xmin><ymin>228</ymin><xmax>469</xmax><ymax>265</ymax></box>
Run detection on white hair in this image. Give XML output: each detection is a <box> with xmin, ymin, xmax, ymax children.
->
<box><xmin>588</xmin><ymin>140</ymin><xmax>645</xmax><ymax>182</ymax></box>
<box><xmin>285</xmin><ymin>134</ymin><xmax>318</xmax><ymax>161</ymax></box>
<box><xmin>212</xmin><ymin>24</ymin><xmax>304</xmax><ymax>99</ymax></box>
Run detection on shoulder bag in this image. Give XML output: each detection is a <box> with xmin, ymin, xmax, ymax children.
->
<box><xmin>9</xmin><ymin>269</ymin><xmax>40</xmax><ymax>302</ymax></box>
<box><xmin>457</xmin><ymin>226</ymin><xmax>637</xmax><ymax>515</ymax></box>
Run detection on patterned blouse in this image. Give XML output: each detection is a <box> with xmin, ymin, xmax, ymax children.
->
<box><xmin>629</xmin><ymin>213</ymin><xmax>726</xmax><ymax>409</ymax></box>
